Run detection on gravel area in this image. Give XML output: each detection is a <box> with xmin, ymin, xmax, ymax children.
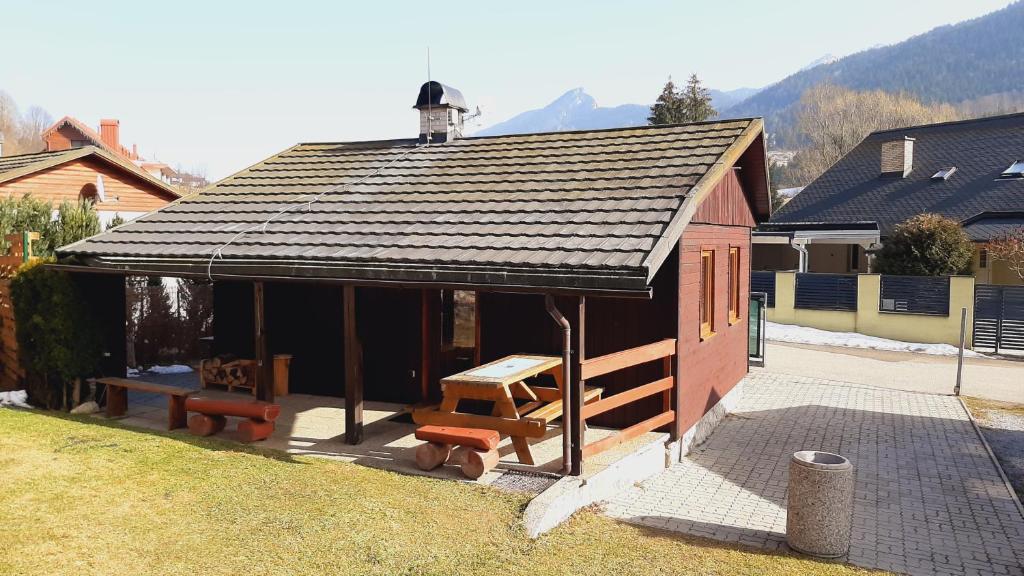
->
<box><xmin>971</xmin><ymin>403</ymin><xmax>1024</xmax><ymax>502</ymax></box>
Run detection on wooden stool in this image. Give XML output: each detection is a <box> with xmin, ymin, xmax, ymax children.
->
<box><xmin>414</xmin><ymin>425</ymin><xmax>501</xmax><ymax>479</ymax></box>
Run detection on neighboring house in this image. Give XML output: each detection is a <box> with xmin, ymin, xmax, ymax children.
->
<box><xmin>43</xmin><ymin>116</ymin><xmax>208</xmax><ymax>191</ymax></box>
<box><xmin>0</xmin><ymin>146</ymin><xmax>180</xmax><ymax>227</ymax></box>
<box><xmin>57</xmin><ymin>81</ymin><xmax>771</xmax><ymax>475</ymax></box>
<box><xmin>754</xmin><ymin>113</ymin><xmax>1024</xmax><ymax>285</ymax></box>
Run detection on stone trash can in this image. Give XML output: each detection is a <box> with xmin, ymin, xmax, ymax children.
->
<box><xmin>786</xmin><ymin>450</ymin><xmax>854</xmax><ymax>558</ymax></box>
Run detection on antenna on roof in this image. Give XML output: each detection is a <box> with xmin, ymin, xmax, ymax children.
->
<box><xmin>426</xmin><ymin>47</ymin><xmax>432</xmax><ymax>146</ymax></box>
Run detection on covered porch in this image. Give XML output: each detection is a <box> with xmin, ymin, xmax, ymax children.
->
<box><xmin>104</xmin><ymin>368</ymin><xmax>666</xmax><ymax>489</ymax></box>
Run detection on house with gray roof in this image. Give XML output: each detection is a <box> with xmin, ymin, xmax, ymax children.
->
<box><xmin>754</xmin><ymin>113</ymin><xmax>1024</xmax><ymax>285</ymax></box>
<box><xmin>54</xmin><ymin>81</ymin><xmax>771</xmax><ymax>477</ymax></box>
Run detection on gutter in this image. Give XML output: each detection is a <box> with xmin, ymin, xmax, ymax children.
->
<box><xmin>545</xmin><ymin>295</ymin><xmax>572</xmax><ymax>475</ymax></box>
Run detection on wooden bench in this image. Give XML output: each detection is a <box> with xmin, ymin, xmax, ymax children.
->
<box><xmin>185</xmin><ymin>396</ymin><xmax>281</xmax><ymax>442</ymax></box>
<box><xmin>414</xmin><ymin>425</ymin><xmax>501</xmax><ymax>479</ymax></box>
<box><xmin>92</xmin><ymin>377</ymin><xmax>195</xmax><ymax>431</ymax></box>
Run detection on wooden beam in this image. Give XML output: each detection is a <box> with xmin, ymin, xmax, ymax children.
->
<box><xmin>580</xmin><ymin>376</ymin><xmax>673</xmax><ymax>420</ymax></box>
<box><xmin>570</xmin><ymin>296</ymin><xmax>585</xmax><ymax>476</ymax></box>
<box><xmin>344</xmin><ymin>285</ymin><xmax>363</xmax><ymax>445</ymax></box>
<box><xmin>582</xmin><ymin>410</ymin><xmax>675</xmax><ymax>459</ymax></box>
<box><xmin>420</xmin><ymin>290</ymin><xmax>441</xmax><ymax>401</ymax></box>
<box><xmin>674</xmin><ymin>244</ymin><xmax>685</xmax><ymax>441</ymax></box>
<box><xmin>580</xmin><ymin>338</ymin><xmax>676</xmax><ymax>380</ymax></box>
<box><xmin>253</xmin><ymin>281</ymin><xmax>273</xmax><ymax>403</ymax></box>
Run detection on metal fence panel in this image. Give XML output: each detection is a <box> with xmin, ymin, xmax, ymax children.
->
<box><xmin>974</xmin><ymin>284</ymin><xmax>1024</xmax><ymax>352</ymax></box>
<box><xmin>794</xmin><ymin>273</ymin><xmax>858</xmax><ymax>311</ymax></box>
<box><xmin>750</xmin><ymin>271</ymin><xmax>776</xmax><ymax>307</ymax></box>
<box><xmin>879</xmin><ymin>275</ymin><xmax>951</xmax><ymax>316</ymax></box>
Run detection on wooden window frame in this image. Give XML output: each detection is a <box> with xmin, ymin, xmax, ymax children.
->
<box><xmin>979</xmin><ymin>248</ymin><xmax>988</xmax><ymax>269</ymax></box>
<box><xmin>728</xmin><ymin>247</ymin><xmax>741</xmax><ymax>325</ymax></box>
<box><xmin>700</xmin><ymin>249</ymin><xmax>715</xmax><ymax>339</ymax></box>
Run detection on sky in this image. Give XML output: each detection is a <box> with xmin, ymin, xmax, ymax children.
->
<box><xmin>0</xmin><ymin>0</ymin><xmax>1013</xmax><ymax>180</ymax></box>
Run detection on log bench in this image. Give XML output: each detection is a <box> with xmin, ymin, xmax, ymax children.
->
<box><xmin>92</xmin><ymin>377</ymin><xmax>195</xmax><ymax>431</ymax></box>
<box><xmin>414</xmin><ymin>425</ymin><xmax>501</xmax><ymax>479</ymax></box>
<box><xmin>184</xmin><ymin>396</ymin><xmax>281</xmax><ymax>442</ymax></box>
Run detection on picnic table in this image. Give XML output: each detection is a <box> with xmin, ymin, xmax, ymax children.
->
<box><xmin>412</xmin><ymin>354</ymin><xmax>602</xmax><ymax>466</ymax></box>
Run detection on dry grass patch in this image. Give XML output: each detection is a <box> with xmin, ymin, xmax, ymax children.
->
<box><xmin>0</xmin><ymin>409</ymin><xmax>883</xmax><ymax>576</ymax></box>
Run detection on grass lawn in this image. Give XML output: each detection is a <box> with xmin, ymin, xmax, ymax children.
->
<box><xmin>0</xmin><ymin>409</ymin><xmax>883</xmax><ymax>575</ymax></box>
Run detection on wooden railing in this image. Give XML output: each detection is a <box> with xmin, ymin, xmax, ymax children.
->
<box><xmin>578</xmin><ymin>338</ymin><xmax>675</xmax><ymax>458</ymax></box>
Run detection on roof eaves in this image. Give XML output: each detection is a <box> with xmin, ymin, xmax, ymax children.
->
<box><xmin>639</xmin><ymin>118</ymin><xmax>764</xmax><ymax>284</ymax></box>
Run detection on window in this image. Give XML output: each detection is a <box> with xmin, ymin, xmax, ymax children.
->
<box><xmin>931</xmin><ymin>167</ymin><xmax>957</xmax><ymax>181</ymax></box>
<box><xmin>849</xmin><ymin>245</ymin><xmax>860</xmax><ymax>271</ymax></box>
<box><xmin>728</xmin><ymin>247</ymin><xmax>741</xmax><ymax>324</ymax></box>
<box><xmin>79</xmin><ymin>183</ymin><xmax>99</xmax><ymax>203</ymax></box>
<box><xmin>999</xmin><ymin>160</ymin><xmax>1024</xmax><ymax>179</ymax></box>
<box><xmin>700</xmin><ymin>249</ymin><xmax>715</xmax><ymax>338</ymax></box>
<box><xmin>979</xmin><ymin>248</ymin><xmax>988</xmax><ymax>269</ymax></box>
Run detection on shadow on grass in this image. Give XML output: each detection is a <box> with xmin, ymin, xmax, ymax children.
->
<box><xmin>19</xmin><ymin>408</ymin><xmax>309</xmax><ymax>466</ymax></box>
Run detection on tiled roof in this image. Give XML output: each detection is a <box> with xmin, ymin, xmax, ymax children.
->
<box><xmin>59</xmin><ymin>120</ymin><xmax>764</xmax><ymax>293</ymax></box>
<box><xmin>962</xmin><ymin>212</ymin><xmax>1024</xmax><ymax>241</ymax></box>
<box><xmin>771</xmin><ymin>113</ymin><xmax>1024</xmax><ymax>236</ymax></box>
<box><xmin>0</xmin><ymin>146</ymin><xmax>179</xmax><ymax>197</ymax></box>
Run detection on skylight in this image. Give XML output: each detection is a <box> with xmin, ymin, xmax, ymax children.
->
<box><xmin>999</xmin><ymin>160</ymin><xmax>1024</xmax><ymax>179</ymax></box>
<box><xmin>931</xmin><ymin>167</ymin><xmax>957</xmax><ymax>181</ymax></box>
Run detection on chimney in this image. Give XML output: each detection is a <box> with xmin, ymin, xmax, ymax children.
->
<box><xmin>413</xmin><ymin>81</ymin><xmax>467</xmax><ymax>144</ymax></box>
<box><xmin>880</xmin><ymin>137</ymin><xmax>914</xmax><ymax>178</ymax></box>
<box><xmin>99</xmin><ymin>119</ymin><xmax>120</xmax><ymax>150</ymax></box>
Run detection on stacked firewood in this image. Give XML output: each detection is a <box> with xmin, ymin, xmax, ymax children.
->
<box><xmin>200</xmin><ymin>355</ymin><xmax>256</xmax><ymax>393</ymax></box>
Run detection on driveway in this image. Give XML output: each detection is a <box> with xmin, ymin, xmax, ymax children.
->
<box><xmin>603</xmin><ymin>372</ymin><xmax>1024</xmax><ymax>575</ymax></box>
<box><xmin>766</xmin><ymin>341</ymin><xmax>1024</xmax><ymax>404</ymax></box>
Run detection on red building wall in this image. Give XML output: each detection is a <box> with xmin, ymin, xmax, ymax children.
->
<box><xmin>675</xmin><ymin>184</ymin><xmax>754</xmax><ymax>434</ymax></box>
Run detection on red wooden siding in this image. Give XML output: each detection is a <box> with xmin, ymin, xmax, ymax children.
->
<box><xmin>675</xmin><ymin>223</ymin><xmax>751</xmax><ymax>434</ymax></box>
<box><xmin>0</xmin><ymin>157</ymin><xmax>175</xmax><ymax>212</ymax></box>
<box><xmin>692</xmin><ymin>168</ymin><xmax>757</xmax><ymax>227</ymax></box>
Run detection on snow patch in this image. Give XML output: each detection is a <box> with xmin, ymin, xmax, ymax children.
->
<box><xmin>766</xmin><ymin>322</ymin><xmax>983</xmax><ymax>357</ymax></box>
<box><xmin>146</xmin><ymin>364</ymin><xmax>193</xmax><ymax>375</ymax></box>
<box><xmin>0</xmin><ymin>390</ymin><xmax>32</xmax><ymax>408</ymax></box>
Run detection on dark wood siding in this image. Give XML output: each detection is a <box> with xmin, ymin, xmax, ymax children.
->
<box><xmin>477</xmin><ymin>248</ymin><xmax>679</xmax><ymax>428</ymax></box>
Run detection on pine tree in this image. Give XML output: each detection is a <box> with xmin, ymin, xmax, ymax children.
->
<box><xmin>680</xmin><ymin>73</ymin><xmax>717</xmax><ymax>123</ymax></box>
<box><xmin>648</xmin><ymin>77</ymin><xmax>684</xmax><ymax>125</ymax></box>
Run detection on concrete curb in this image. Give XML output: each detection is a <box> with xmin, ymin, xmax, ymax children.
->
<box><xmin>957</xmin><ymin>396</ymin><xmax>1024</xmax><ymax>521</ymax></box>
<box><xmin>522</xmin><ymin>432</ymin><xmax>669</xmax><ymax>538</ymax></box>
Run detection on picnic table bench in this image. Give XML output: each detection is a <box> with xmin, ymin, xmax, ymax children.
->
<box><xmin>92</xmin><ymin>377</ymin><xmax>195</xmax><ymax>430</ymax></box>
<box><xmin>412</xmin><ymin>355</ymin><xmax>602</xmax><ymax>466</ymax></box>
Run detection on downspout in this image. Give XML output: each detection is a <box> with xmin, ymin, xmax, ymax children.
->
<box><xmin>791</xmin><ymin>238</ymin><xmax>809</xmax><ymax>273</ymax></box>
<box><xmin>545</xmin><ymin>294</ymin><xmax>572</xmax><ymax>475</ymax></box>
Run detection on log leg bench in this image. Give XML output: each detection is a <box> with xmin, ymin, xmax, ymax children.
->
<box><xmin>414</xmin><ymin>425</ymin><xmax>501</xmax><ymax>480</ymax></box>
<box><xmin>184</xmin><ymin>396</ymin><xmax>281</xmax><ymax>442</ymax></box>
<box><xmin>91</xmin><ymin>377</ymin><xmax>194</xmax><ymax>430</ymax></box>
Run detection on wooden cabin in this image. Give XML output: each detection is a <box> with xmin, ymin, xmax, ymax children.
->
<box><xmin>0</xmin><ymin>146</ymin><xmax>179</xmax><ymax>226</ymax></box>
<box><xmin>56</xmin><ymin>83</ymin><xmax>771</xmax><ymax>475</ymax></box>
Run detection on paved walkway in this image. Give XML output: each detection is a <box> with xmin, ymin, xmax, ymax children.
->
<box><xmin>766</xmin><ymin>342</ymin><xmax>1023</xmax><ymax>404</ymax></box>
<box><xmin>604</xmin><ymin>372</ymin><xmax>1024</xmax><ymax>575</ymax></box>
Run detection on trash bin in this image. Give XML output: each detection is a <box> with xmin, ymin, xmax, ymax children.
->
<box><xmin>273</xmin><ymin>354</ymin><xmax>293</xmax><ymax>396</ymax></box>
<box><xmin>786</xmin><ymin>450</ymin><xmax>854</xmax><ymax>558</ymax></box>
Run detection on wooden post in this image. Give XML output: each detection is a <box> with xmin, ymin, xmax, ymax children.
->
<box><xmin>420</xmin><ymin>290</ymin><xmax>441</xmax><ymax>401</ymax></box>
<box><xmin>570</xmin><ymin>296</ymin><xmax>586</xmax><ymax>476</ymax></box>
<box><xmin>673</xmin><ymin>245</ymin><xmax>684</xmax><ymax>443</ymax></box>
<box><xmin>344</xmin><ymin>285</ymin><xmax>363</xmax><ymax>444</ymax></box>
<box><xmin>253</xmin><ymin>282</ymin><xmax>273</xmax><ymax>403</ymax></box>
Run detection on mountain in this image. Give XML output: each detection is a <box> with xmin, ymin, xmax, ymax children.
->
<box><xmin>726</xmin><ymin>2</ymin><xmax>1024</xmax><ymax>144</ymax></box>
<box><xmin>475</xmin><ymin>86</ymin><xmax>760</xmax><ymax>136</ymax></box>
<box><xmin>799</xmin><ymin>54</ymin><xmax>838</xmax><ymax>72</ymax></box>
<box><xmin>475</xmin><ymin>88</ymin><xmax>646</xmax><ymax>136</ymax></box>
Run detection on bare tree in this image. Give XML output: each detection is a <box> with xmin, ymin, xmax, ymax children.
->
<box><xmin>987</xmin><ymin>228</ymin><xmax>1024</xmax><ymax>282</ymax></box>
<box><xmin>0</xmin><ymin>91</ymin><xmax>52</xmax><ymax>155</ymax></box>
<box><xmin>791</xmin><ymin>84</ymin><xmax>960</xmax><ymax>186</ymax></box>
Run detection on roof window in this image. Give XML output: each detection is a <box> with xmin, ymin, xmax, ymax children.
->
<box><xmin>931</xmin><ymin>167</ymin><xmax>957</xmax><ymax>181</ymax></box>
<box><xmin>999</xmin><ymin>160</ymin><xmax>1024</xmax><ymax>179</ymax></box>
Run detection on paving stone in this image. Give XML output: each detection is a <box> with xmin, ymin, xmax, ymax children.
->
<box><xmin>602</xmin><ymin>372</ymin><xmax>1024</xmax><ymax>575</ymax></box>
